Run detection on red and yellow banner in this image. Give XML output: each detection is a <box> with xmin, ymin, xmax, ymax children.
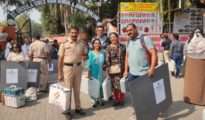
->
<box><xmin>119</xmin><ymin>2</ymin><xmax>162</xmax><ymax>34</ymax></box>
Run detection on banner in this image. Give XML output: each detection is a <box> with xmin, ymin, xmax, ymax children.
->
<box><xmin>173</xmin><ymin>8</ymin><xmax>205</xmax><ymax>33</ymax></box>
<box><xmin>120</xmin><ymin>2</ymin><xmax>162</xmax><ymax>34</ymax></box>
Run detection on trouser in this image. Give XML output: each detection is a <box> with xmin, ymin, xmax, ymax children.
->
<box><xmin>110</xmin><ymin>74</ymin><xmax>125</xmax><ymax>103</ymax></box>
<box><xmin>33</xmin><ymin>58</ymin><xmax>48</xmax><ymax>91</ymax></box>
<box><xmin>127</xmin><ymin>73</ymin><xmax>139</xmax><ymax>81</ymax></box>
<box><xmin>63</xmin><ymin>65</ymin><xmax>82</xmax><ymax>109</ymax></box>
<box><xmin>126</xmin><ymin>73</ymin><xmax>140</xmax><ymax>118</ymax></box>
<box><xmin>173</xmin><ymin>56</ymin><xmax>183</xmax><ymax>77</ymax></box>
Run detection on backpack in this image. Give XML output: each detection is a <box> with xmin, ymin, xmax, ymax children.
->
<box><xmin>128</xmin><ymin>35</ymin><xmax>158</xmax><ymax>67</ymax></box>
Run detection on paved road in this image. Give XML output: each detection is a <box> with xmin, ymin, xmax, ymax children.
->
<box><xmin>0</xmin><ymin>75</ymin><xmax>204</xmax><ymax>120</ymax></box>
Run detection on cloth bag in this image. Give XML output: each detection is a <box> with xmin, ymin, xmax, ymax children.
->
<box><xmin>102</xmin><ymin>77</ymin><xmax>112</xmax><ymax>101</ymax></box>
<box><xmin>88</xmin><ymin>78</ymin><xmax>100</xmax><ymax>99</ymax></box>
<box><xmin>168</xmin><ymin>59</ymin><xmax>176</xmax><ymax>73</ymax></box>
<box><xmin>25</xmin><ymin>87</ymin><xmax>37</xmax><ymax>101</ymax></box>
<box><xmin>48</xmin><ymin>83</ymin><xmax>70</xmax><ymax>111</ymax></box>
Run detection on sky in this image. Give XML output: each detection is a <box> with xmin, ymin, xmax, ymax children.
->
<box><xmin>0</xmin><ymin>6</ymin><xmax>41</xmax><ymax>23</ymax></box>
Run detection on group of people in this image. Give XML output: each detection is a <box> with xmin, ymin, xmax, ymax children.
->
<box><xmin>160</xmin><ymin>33</ymin><xmax>184</xmax><ymax>78</ymax></box>
<box><xmin>3</xmin><ymin>37</ymin><xmax>59</xmax><ymax>62</ymax></box>
<box><xmin>1</xmin><ymin>20</ymin><xmax>175</xmax><ymax>117</ymax></box>
<box><xmin>2</xmin><ymin>36</ymin><xmax>59</xmax><ymax>92</ymax></box>
<box><xmin>57</xmin><ymin>22</ymin><xmax>158</xmax><ymax>117</ymax></box>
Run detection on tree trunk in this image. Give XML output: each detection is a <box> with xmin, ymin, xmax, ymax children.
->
<box><xmin>64</xmin><ymin>6</ymin><xmax>71</xmax><ymax>33</ymax></box>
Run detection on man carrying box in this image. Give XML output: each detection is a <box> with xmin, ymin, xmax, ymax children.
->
<box><xmin>58</xmin><ymin>26</ymin><xmax>86</xmax><ymax>116</ymax></box>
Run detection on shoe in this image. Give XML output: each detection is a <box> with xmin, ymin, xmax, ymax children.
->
<box><xmin>62</xmin><ymin>110</ymin><xmax>71</xmax><ymax>115</ymax></box>
<box><xmin>100</xmin><ymin>101</ymin><xmax>104</xmax><ymax>106</ymax></box>
<box><xmin>118</xmin><ymin>102</ymin><xmax>124</xmax><ymax>106</ymax></box>
<box><xmin>112</xmin><ymin>102</ymin><xmax>119</xmax><ymax>106</ymax></box>
<box><xmin>75</xmin><ymin>109</ymin><xmax>86</xmax><ymax>116</ymax></box>
<box><xmin>171</xmin><ymin>72</ymin><xmax>175</xmax><ymax>76</ymax></box>
<box><xmin>92</xmin><ymin>102</ymin><xmax>98</xmax><ymax>108</ymax></box>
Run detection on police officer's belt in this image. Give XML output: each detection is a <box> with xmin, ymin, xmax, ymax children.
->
<box><xmin>64</xmin><ymin>62</ymin><xmax>81</xmax><ymax>66</ymax></box>
<box><xmin>33</xmin><ymin>57</ymin><xmax>46</xmax><ymax>59</ymax></box>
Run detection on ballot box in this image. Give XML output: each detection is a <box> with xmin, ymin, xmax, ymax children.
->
<box><xmin>24</xmin><ymin>62</ymin><xmax>40</xmax><ymax>88</ymax></box>
<box><xmin>0</xmin><ymin>61</ymin><xmax>27</xmax><ymax>89</ymax></box>
<box><xmin>48</xmin><ymin>60</ymin><xmax>58</xmax><ymax>83</ymax></box>
<box><xmin>126</xmin><ymin>64</ymin><xmax>172</xmax><ymax>120</ymax></box>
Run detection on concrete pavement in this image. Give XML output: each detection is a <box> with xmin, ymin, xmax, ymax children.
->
<box><xmin>0</xmin><ymin>75</ymin><xmax>204</xmax><ymax>120</ymax></box>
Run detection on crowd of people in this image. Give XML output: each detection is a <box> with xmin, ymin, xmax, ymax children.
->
<box><xmin>56</xmin><ymin>22</ymin><xmax>159</xmax><ymax>117</ymax></box>
<box><xmin>160</xmin><ymin>33</ymin><xmax>185</xmax><ymax>78</ymax></box>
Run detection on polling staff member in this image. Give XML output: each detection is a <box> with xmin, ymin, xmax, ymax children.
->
<box><xmin>29</xmin><ymin>35</ymin><xmax>49</xmax><ymax>92</ymax></box>
<box><xmin>58</xmin><ymin>26</ymin><xmax>86</xmax><ymax>115</ymax></box>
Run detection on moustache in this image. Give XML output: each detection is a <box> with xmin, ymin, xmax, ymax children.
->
<box><xmin>71</xmin><ymin>36</ymin><xmax>77</xmax><ymax>38</ymax></box>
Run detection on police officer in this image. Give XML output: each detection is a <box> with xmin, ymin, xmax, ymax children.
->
<box><xmin>29</xmin><ymin>35</ymin><xmax>49</xmax><ymax>92</ymax></box>
<box><xmin>58</xmin><ymin>26</ymin><xmax>86</xmax><ymax>115</ymax></box>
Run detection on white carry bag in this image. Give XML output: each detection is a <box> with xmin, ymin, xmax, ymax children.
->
<box><xmin>120</xmin><ymin>77</ymin><xmax>127</xmax><ymax>93</ymax></box>
<box><xmin>102</xmin><ymin>77</ymin><xmax>112</xmax><ymax>101</ymax></box>
<box><xmin>88</xmin><ymin>78</ymin><xmax>100</xmax><ymax>99</ymax></box>
<box><xmin>49</xmin><ymin>83</ymin><xmax>71</xmax><ymax>111</ymax></box>
<box><xmin>168</xmin><ymin>59</ymin><xmax>176</xmax><ymax>73</ymax></box>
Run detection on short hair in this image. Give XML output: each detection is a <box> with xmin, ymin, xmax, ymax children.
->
<box><xmin>126</xmin><ymin>23</ymin><xmax>137</xmax><ymax>29</ymax></box>
<box><xmin>35</xmin><ymin>35</ymin><xmax>41</xmax><ymax>40</ymax></box>
<box><xmin>173</xmin><ymin>33</ymin><xmax>179</xmax><ymax>40</ymax></box>
<box><xmin>68</xmin><ymin>26</ymin><xmax>79</xmax><ymax>33</ymax></box>
<box><xmin>96</xmin><ymin>25</ymin><xmax>104</xmax><ymax>29</ymax></box>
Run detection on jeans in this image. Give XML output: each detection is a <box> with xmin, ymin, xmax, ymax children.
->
<box><xmin>126</xmin><ymin>73</ymin><xmax>139</xmax><ymax>92</ymax></box>
<box><xmin>173</xmin><ymin>55</ymin><xmax>183</xmax><ymax>77</ymax></box>
<box><xmin>127</xmin><ymin>73</ymin><xmax>139</xmax><ymax>81</ymax></box>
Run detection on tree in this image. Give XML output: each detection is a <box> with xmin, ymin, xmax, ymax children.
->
<box><xmin>31</xmin><ymin>21</ymin><xmax>43</xmax><ymax>38</ymax></box>
<box><xmin>67</xmin><ymin>12</ymin><xmax>88</xmax><ymax>28</ymax></box>
<box><xmin>40</xmin><ymin>3</ymin><xmax>71</xmax><ymax>35</ymax></box>
<box><xmin>15</xmin><ymin>14</ymin><xmax>30</xmax><ymax>36</ymax></box>
<box><xmin>0</xmin><ymin>21</ymin><xmax>7</xmax><ymax>27</ymax></box>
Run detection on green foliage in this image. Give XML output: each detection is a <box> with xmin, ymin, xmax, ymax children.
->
<box><xmin>31</xmin><ymin>21</ymin><xmax>43</xmax><ymax>38</ymax></box>
<box><xmin>15</xmin><ymin>14</ymin><xmax>30</xmax><ymax>33</ymax></box>
<box><xmin>0</xmin><ymin>21</ymin><xmax>7</xmax><ymax>27</ymax></box>
<box><xmin>41</xmin><ymin>4</ymin><xmax>65</xmax><ymax>35</ymax></box>
<box><xmin>184</xmin><ymin>0</ymin><xmax>192</xmax><ymax>8</ymax></box>
<box><xmin>100</xmin><ymin>1</ymin><xmax>118</xmax><ymax>19</ymax></box>
<box><xmin>67</xmin><ymin>12</ymin><xmax>88</xmax><ymax>28</ymax></box>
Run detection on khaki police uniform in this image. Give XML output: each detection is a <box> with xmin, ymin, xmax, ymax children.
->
<box><xmin>7</xmin><ymin>52</ymin><xmax>25</xmax><ymax>62</ymax></box>
<box><xmin>58</xmin><ymin>38</ymin><xmax>84</xmax><ymax>109</ymax></box>
<box><xmin>29</xmin><ymin>40</ymin><xmax>49</xmax><ymax>91</ymax></box>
